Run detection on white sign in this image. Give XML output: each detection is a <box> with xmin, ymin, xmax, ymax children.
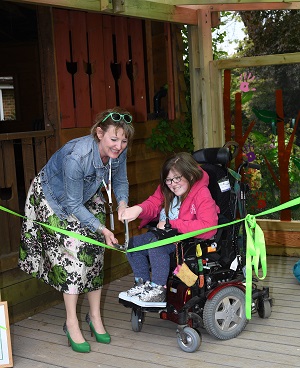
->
<box><xmin>0</xmin><ymin>302</ymin><xmax>13</xmax><ymax>367</ymax></box>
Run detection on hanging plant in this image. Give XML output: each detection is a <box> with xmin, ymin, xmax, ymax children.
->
<box><xmin>146</xmin><ymin>117</ymin><xmax>194</xmax><ymax>153</ymax></box>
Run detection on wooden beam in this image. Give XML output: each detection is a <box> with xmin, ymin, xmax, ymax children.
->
<box><xmin>213</xmin><ymin>52</ymin><xmax>300</xmax><ymax>70</ymax></box>
<box><xmin>186</xmin><ymin>3</ymin><xmax>300</xmax><ymax>10</ymax></box>
<box><xmin>101</xmin><ymin>0</ymin><xmax>198</xmax><ymax>24</ymax></box>
<box><xmin>8</xmin><ymin>0</ymin><xmax>300</xmax><ymax>23</ymax></box>
<box><xmin>145</xmin><ymin>0</ymin><xmax>300</xmax><ymax>5</ymax></box>
<box><xmin>6</xmin><ymin>0</ymin><xmax>198</xmax><ymax>24</ymax></box>
<box><xmin>6</xmin><ymin>0</ymin><xmax>102</xmax><ymax>11</ymax></box>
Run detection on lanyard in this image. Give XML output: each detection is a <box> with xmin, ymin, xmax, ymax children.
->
<box><xmin>102</xmin><ymin>158</ymin><xmax>114</xmax><ymax>230</ymax></box>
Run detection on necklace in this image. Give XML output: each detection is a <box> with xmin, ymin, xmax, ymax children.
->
<box><xmin>102</xmin><ymin>158</ymin><xmax>114</xmax><ymax>230</ymax></box>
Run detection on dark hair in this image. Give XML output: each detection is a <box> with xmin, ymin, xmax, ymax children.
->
<box><xmin>91</xmin><ymin>106</ymin><xmax>135</xmax><ymax>147</ymax></box>
<box><xmin>160</xmin><ymin>152</ymin><xmax>203</xmax><ymax>215</ymax></box>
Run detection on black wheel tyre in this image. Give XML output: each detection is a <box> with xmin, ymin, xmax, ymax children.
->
<box><xmin>257</xmin><ymin>299</ymin><xmax>272</xmax><ymax>319</ymax></box>
<box><xmin>176</xmin><ymin>326</ymin><xmax>202</xmax><ymax>353</ymax></box>
<box><xmin>131</xmin><ymin>309</ymin><xmax>144</xmax><ymax>332</ymax></box>
<box><xmin>203</xmin><ymin>286</ymin><xmax>248</xmax><ymax>340</ymax></box>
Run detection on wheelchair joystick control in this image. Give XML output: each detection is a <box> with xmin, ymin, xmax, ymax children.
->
<box><xmin>165</xmin><ymin>217</ymin><xmax>171</xmax><ymax>229</ymax></box>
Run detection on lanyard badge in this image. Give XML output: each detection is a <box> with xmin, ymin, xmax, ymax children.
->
<box><xmin>102</xmin><ymin>159</ymin><xmax>114</xmax><ymax>230</ymax></box>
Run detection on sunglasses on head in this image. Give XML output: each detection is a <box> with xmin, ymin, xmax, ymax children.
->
<box><xmin>101</xmin><ymin>112</ymin><xmax>132</xmax><ymax>124</ymax></box>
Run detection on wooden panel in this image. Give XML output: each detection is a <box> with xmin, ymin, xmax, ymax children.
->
<box><xmin>0</xmin><ymin>142</ymin><xmax>10</xmax><ymax>253</ymax></box>
<box><xmin>1</xmin><ymin>141</ymin><xmax>20</xmax><ymax>255</ymax></box>
<box><xmin>165</xmin><ymin>23</ymin><xmax>175</xmax><ymax>120</ymax></box>
<box><xmin>127</xmin><ymin>156</ymin><xmax>164</xmax><ymax>186</ymax></box>
<box><xmin>86</xmin><ymin>13</ymin><xmax>107</xmax><ymax>120</ymax></box>
<box><xmin>102</xmin><ymin>15</ymin><xmax>117</xmax><ymax>108</ymax></box>
<box><xmin>21</xmin><ymin>138</ymin><xmax>35</xmax><ymax>193</ymax></box>
<box><xmin>60</xmin><ymin>127</ymin><xmax>90</xmax><ymax>146</ymax></box>
<box><xmin>53</xmin><ymin>9</ymin><xmax>75</xmax><ymax>128</ymax></box>
<box><xmin>265</xmin><ymin>230</ymin><xmax>300</xmax><ymax>247</ymax></box>
<box><xmin>145</xmin><ymin>20</ymin><xmax>154</xmax><ymax>114</ymax></box>
<box><xmin>70</xmin><ymin>11</ymin><xmax>91</xmax><ymax>127</ymax></box>
<box><xmin>0</xmin><ymin>252</ymin><xmax>19</xmax><ymax>277</ymax></box>
<box><xmin>114</xmin><ymin>17</ymin><xmax>132</xmax><ymax>111</ymax></box>
<box><xmin>129</xmin><ymin>18</ymin><xmax>147</xmax><ymax>122</ymax></box>
<box><xmin>34</xmin><ymin>137</ymin><xmax>48</xmax><ymax>172</ymax></box>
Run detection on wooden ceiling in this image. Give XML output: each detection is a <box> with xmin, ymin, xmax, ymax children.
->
<box><xmin>4</xmin><ymin>0</ymin><xmax>300</xmax><ymax>25</ymax></box>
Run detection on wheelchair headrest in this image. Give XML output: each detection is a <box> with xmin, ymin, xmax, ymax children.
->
<box><xmin>192</xmin><ymin>147</ymin><xmax>231</xmax><ymax>165</ymax></box>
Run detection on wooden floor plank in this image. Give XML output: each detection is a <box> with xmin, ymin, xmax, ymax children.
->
<box><xmin>10</xmin><ymin>255</ymin><xmax>300</xmax><ymax>367</ymax></box>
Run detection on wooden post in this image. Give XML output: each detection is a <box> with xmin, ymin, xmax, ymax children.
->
<box><xmin>37</xmin><ymin>6</ymin><xmax>60</xmax><ymax>154</ymax></box>
<box><xmin>210</xmin><ymin>61</ymin><xmax>225</xmax><ymax>146</ymax></box>
<box><xmin>188</xmin><ymin>9</ymin><xmax>214</xmax><ymax>150</ymax></box>
<box><xmin>188</xmin><ymin>24</ymin><xmax>202</xmax><ymax>150</ymax></box>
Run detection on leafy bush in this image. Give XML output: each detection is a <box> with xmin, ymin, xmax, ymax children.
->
<box><xmin>145</xmin><ymin>117</ymin><xmax>194</xmax><ymax>153</ymax></box>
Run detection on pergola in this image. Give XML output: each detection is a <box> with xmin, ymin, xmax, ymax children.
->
<box><xmin>6</xmin><ymin>0</ymin><xmax>300</xmax><ymax>150</ymax></box>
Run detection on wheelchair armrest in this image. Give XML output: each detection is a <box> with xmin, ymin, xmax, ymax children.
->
<box><xmin>147</xmin><ymin>226</ymin><xmax>178</xmax><ymax>241</ymax></box>
<box><xmin>145</xmin><ymin>221</ymin><xmax>159</xmax><ymax>229</ymax></box>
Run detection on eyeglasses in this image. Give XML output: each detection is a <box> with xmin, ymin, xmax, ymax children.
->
<box><xmin>102</xmin><ymin>112</ymin><xmax>132</xmax><ymax>124</ymax></box>
<box><xmin>165</xmin><ymin>175</ymin><xmax>183</xmax><ymax>185</ymax></box>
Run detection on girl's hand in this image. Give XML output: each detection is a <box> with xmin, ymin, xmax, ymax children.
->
<box><xmin>121</xmin><ymin>205</ymin><xmax>143</xmax><ymax>222</ymax></box>
<box><xmin>157</xmin><ymin>220</ymin><xmax>166</xmax><ymax>229</ymax></box>
<box><xmin>102</xmin><ymin>227</ymin><xmax>118</xmax><ymax>246</ymax></box>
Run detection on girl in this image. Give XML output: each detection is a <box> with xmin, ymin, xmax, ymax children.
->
<box><xmin>121</xmin><ymin>152</ymin><xmax>220</xmax><ymax>303</ymax></box>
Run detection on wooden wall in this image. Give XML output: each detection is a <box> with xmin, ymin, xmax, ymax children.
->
<box><xmin>0</xmin><ymin>6</ymin><xmax>173</xmax><ymax>323</ymax></box>
<box><xmin>259</xmin><ymin>220</ymin><xmax>300</xmax><ymax>258</ymax></box>
<box><xmin>53</xmin><ymin>9</ymin><xmax>148</xmax><ymax>127</ymax></box>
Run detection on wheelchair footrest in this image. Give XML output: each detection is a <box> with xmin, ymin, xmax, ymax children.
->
<box><xmin>118</xmin><ymin>292</ymin><xmax>167</xmax><ymax>308</ymax></box>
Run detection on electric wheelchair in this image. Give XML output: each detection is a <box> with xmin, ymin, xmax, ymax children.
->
<box><xmin>119</xmin><ymin>144</ymin><xmax>272</xmax><ymax>353</ymax></box>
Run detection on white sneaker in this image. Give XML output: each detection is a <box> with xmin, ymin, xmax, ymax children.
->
<box><xmin>138</xmin><ymin>284</ymin><xmax>166</xmax><ymax>302</ymax></box>
<box><xmin>127</xmin><ymin>280</ymin><xmax>151</xmax><ymax>297</ymax></box>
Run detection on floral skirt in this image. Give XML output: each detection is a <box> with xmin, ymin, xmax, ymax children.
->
<box><xmin>18</xmin><ymin>174</ymin><xmax>106</xmax><ymax>294</ymax></box>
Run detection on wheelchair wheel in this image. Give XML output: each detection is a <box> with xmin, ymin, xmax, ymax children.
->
<box><xmin>203</xmin><ymin>286</ymin><xmax>247</xmax><ymax>340</ymax></box>
<box><xmin>257</xmin><ymin>299</ymin><xmax>272</xmax><ymax>319</ymax></box>
<box><xmin>176</xmin><ymin>326</ymin><xmax>202</xmax><ymax>353</ymax></box>
<box><xmin>131</xmin><ymin>308</ymin><xmax>145</xmax><ymax>332</ymax></box>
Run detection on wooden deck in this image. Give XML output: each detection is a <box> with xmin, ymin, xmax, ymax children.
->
<box><xmin>10</xmin><ymin>255</ymin><xmax>300</xmax><ymax>368</ymax></box>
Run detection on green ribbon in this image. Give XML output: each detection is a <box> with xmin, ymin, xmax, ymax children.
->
<box><xmin>0</xmin><ymin>205</ymin><xmax>118</xmax><ymax>252</ymax></box>
<box><xmin>1</xmin><ymin>195</ymin><xmax>300</xmax><ymax>319</ymax></box>
<box><xmin>244</xmin><ymin>214</ymin><xmax>266</xmax><ymax>319</ymax></box>
<box><xmin>0</xmin><ymin>325</ymin><xmax>7</xmax><ymax>330</ymax></box>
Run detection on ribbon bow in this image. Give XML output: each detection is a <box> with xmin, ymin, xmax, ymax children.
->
<box><xmin>244</xmin><ymin>214</ymin><xmax>267</xmax><ymax>319</ymax></box>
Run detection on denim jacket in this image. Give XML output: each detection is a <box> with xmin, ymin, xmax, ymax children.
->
<box><xmin>40</xmin><ymin>135</ymin><xmax>129</xmax><ymax>232</ymax></box>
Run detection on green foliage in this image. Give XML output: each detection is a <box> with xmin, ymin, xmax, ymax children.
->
<box><xmin>239</xmin><ymin>10</ymin><xmax>300</xmax><ymax>56</ymax></box>
<box><xmin>146</xmin><ymin>25</ymin><xmax>194</xmax><ymax>154</ymax></box>
<box><xmin>145</xmin><ymin>117</ymin><xmax>194</xmax><ymax>153</ymax></box>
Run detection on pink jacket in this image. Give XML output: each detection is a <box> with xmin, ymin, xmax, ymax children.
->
<box><xmin>138</xmin><ymin>168</ymin><xmax>220</xmax><ymax>239</ymax></box>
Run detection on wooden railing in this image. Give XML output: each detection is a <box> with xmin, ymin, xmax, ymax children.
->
<box><xmin>0</xmin><ymin>130</ymin><xmax>53</xmax><ymax>272</ymax></box>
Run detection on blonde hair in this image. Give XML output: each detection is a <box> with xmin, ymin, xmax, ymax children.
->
<box><xmin>91</xmin><ymin>107</ymin><xmax>135</xmax><ymax>147</ymax></box>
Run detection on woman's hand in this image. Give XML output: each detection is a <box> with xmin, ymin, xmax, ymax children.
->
<box><xmin>117</xmin><ymin>201</ymin><xmax>128</xmax><ymax>221</ymax></box>
<box><xmin>102</xmin><ymin>227</ymin><xmax>118</xmax><ymax>246</ymax></box>
<box><xmin>121</xmin><ymin>205</ymin><xmax>143</xmax><ymax>222</ymax></box>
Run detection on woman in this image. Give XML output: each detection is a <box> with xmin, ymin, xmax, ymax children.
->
<box><xmin>19</xmin><ymin>107</ymin><xmax>134</xmax><ymax>353</ymax></box>
<box><xmin>121</xmin><ymin>152</ymin><xmax>219</xmax><ymax>303</ymax></box>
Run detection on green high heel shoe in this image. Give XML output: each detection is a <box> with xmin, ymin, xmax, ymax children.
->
<box><xmin>63</xmin><ymin>322</ymin><xmax>91</xmax><ymax>353</ymax></box>
<box><xmin>85</xmin><ymin>313</ymin><xmax>111</xmax><ymax>344</ymax></box>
